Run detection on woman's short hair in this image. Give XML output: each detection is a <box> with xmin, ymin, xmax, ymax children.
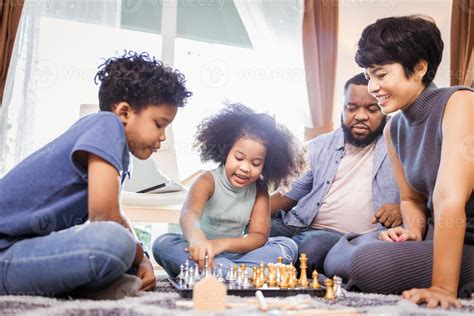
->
<box><xmin>355</xmin><ymin>15</ymin><xmax>443</xmax><ymax>86</ymax></box>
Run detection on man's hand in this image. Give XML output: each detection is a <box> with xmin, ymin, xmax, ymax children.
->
<box><xmin>136</xmin><ymin>257</ymin><xmax>156</xmax><ymax>291</ymax></box>
<box><xmin>371</xmin><ymin>204</ymin><xmax>402</xmax><ymax>228</ymax></box>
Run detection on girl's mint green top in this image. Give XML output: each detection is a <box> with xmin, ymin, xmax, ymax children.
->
<box><xmin>200</xmin><ymin>165</ymin><xmax>257</xmax><ymax>240</ymax></box>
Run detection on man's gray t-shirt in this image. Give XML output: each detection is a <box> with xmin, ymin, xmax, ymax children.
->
<box><xmin>0</xmin><ymin>112</ymin><xmax>130</xmax><ymax>250</ymax></box>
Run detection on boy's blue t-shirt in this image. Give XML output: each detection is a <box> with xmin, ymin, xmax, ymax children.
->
<box><xmin>0</xmin><ymin>112</ymin><xmax>130</xmax><ymax>250</ymax></box>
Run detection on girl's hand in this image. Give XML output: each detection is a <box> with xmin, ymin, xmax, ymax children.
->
<box><xmin>209</xmin><ymin>239</ymin><xmax>229</xmax><ymax>257</ymax></box>
<box><xmin>136</xmin><ymin>257</ymin><xmax>156</xmax><ymax>291</ymax></box>
<box><xmin>186</xmin><ymin>238</ymin><xmax>215</xmax><ymax>270</ymax></box>
<box><xmin>402</xmin><ymin>286</ymin><xmax>462</xmax><ymax>309</ymax></box>
<box><xmin>378</xmin><ymin>227</ymin><xmax>421</xmax><ymax>242</ymax></box>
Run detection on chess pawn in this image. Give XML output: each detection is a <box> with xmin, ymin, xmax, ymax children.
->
<box><xmin>194</xmin><ymin>264</ymin><xmax>201</xmax><ymax>281</ymax></box>
<box><xmin>279</xmin><ymin>265</ymin><xmax>288</xmax><ymax>289</ymax></box>
<box><xmin>216</xmin><ymin>263</ymin><xmax>225</xmax><ymax>282</ymax></box>
<box><xmin>183</xmin><ymin>259</ymin><xmax>190</xmax><ymax>283</ymax></box>
<box><xmin>232</xmin><ymin>265</ymin><xmax>238</xmax><ymax>282</ymax></box>
<box><xmin>242</xmin><ymin>269</ymin><xmax>251</xmax><ymax>289</ymax></box>
<box><xmin>178</xmin><ymin>264</ymin><xmax>185</xmax><ymax>281</ymax></box>
<box><xmin>334</xmin><ymin>276</ymin><xmax>345</xmax><ymax>298</ymax></box>
<box><xmin>298</xmin><ymin>253</ymin><xmax>309</xmax><ymax>288</ymax></box>
<box><xmin>310</xmin><ymin>270</ymin><xmax>321</xmax><ymax>289</ymax></box>
<box><xmin>188</xmin><ymin>266</ymin><xmax>195</xmax><ymax>287</ymax></box>
<box><xmin>258</xmin><ymin>262</ymin><xmax>266</xmax><ymax>285</ymax></box>
<box><xmin>236</xmin><ymin>267</ymin><xmax>243</xmax><ymax>286</ymax></box>
<box><xmin>324</xmin><ymin>278</ymin><xmax>335</xmax><ymax>300</ymax></box>
<box><xmin>288</xmin><ymin>266</ymin><xmax>297</xmax><ymax>288</ymax></box>
<box><xmin>225</xmin><ymin>265</ymin><xmax>232</xmax><ymax>281</ymax></box>
<box><xmin>267</xmin><ymin>264</ymin><xmax>277</xmax><ymax>287</ymax></box>
<box><xmin>252</xmin><ymin>266</ymin><xmax>258</xmax><ymax>286</ymax></box>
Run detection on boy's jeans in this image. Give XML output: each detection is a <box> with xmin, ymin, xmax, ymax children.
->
<box><xmin>153</xmin><ymin>233</ymin><xmax>298</xmax><ymax>277</ymax></box>
<box><xmin>0</xmin><ymin>221</ymin><xmax>136</xmax><ymax>296</ymax></box>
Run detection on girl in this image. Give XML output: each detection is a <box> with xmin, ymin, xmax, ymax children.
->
<box><xmin>153</xmin><ymin>104</ymin><xmax>306</xmax><ymax>276</ymax></box>
<box><xmin>324</xmin><ymin>15</ymin><xmax>473</xmax><ymax>309</ymax></box>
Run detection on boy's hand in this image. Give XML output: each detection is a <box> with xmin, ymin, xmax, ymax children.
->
<box><xmin>136</xmin><ymin>257</ymin><xmax>156</xmax><ymax>291</ymax></box>
<box><xmin>371</xmin><ymin>204</ymin><xmax>402</xmax><ymax>228</ymax></box>
<box><xmin>379</xmin><ymin>227</ymin><xmax>421</xmax><ymax>242</ymax></box>
<box><xmin>186</xmin><ymin>238</ymin><xmax>214</xmax><ymax>270</ymax></box>
<box><xmin>209</xmin><ymin>239</ymin><xmax>228</xmax><ymax>257</ymax></box>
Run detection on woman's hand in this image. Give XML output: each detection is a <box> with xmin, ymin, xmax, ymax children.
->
<box><xmin>186</xmin><ymin>238</ymin><xmax>215</xmax><ymax>270</ymax></box>
<box><xmin>136</xmin><ymin>257</ymin><xmax>156</xmax><ymax>291</ymax></box>
<box><xmin>378</xmin><ymin>227</ymin><xmax>421</xmax><ymax>242</ymax></box>
<box><xmin>402</xmin><ymin>286</ymin><xmax>462</xmax><ymax>309</ymax></box>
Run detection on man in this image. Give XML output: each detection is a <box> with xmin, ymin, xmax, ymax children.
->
<box><xmin>270</xmin><ymin>73</ymin><xmax>401</xmax><ymax>275</ymax></box>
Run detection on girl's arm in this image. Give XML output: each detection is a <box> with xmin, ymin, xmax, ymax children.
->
<box><xmin>406</xmin><ymin>90</ymin><xmax>472</xmax><ymax>308</ymax></box>
<box><xmin>379</xmin><ymin>120</ymin><xmax>428</xmax><ymax>242</ymax></box>
<box><xmin>179</xmin><ymin>172</ymin><xmax>214</xmax><ymax>269</ymax></box>
<box><xmin>211</xmin><ymin>187</ymin><xmax>270</xmax><ymax>254</ymax></box>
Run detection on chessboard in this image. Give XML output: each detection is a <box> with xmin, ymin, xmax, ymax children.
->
<box><xmin>168</xmin><ymin>253</ymin><xmax>345</xmax><ymax>298</ymax></box>
<box><xmin>168</xmin><ymin>277</ymin><xmax>326</xmax><ymax>298</ymax></box>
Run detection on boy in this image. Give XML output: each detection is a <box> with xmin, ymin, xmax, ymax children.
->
<box><xmin>0</xmin><ymin>51</ymin><xmax>192</xmax><ymax>296</ymax></box>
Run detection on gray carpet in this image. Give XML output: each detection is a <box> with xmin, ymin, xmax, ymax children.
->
<box><xmin>0</xmin><ymin>277</ymin><xmax>473</xmax><ymax>315</ymax></box>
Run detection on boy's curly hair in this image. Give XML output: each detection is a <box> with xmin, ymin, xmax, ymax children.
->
<box><xmin>194</xmin><ymin>103</ymin><xmax>306</xmax><ymax>190</ymax></box>
<box><xmin>95</xmin><ymin>51</ymin><xmax>192</xmax><ymax>111</ymax></box>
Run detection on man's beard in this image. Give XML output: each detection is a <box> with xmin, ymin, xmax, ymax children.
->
<box><xmin>341</xmin><ymin>116</ymin><xmax>387</xmax><ymax>148</ymax></box>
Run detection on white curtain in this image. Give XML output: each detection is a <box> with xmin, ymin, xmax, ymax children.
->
<box><xmin>233</xmin><ymin>0</ymin><xmax>310</xmax><ymax>134</ymax></box>
<box><xmin>0</xmin><ymin>0</ymin><xmax>120</xmax><ymax>176</ymax></box>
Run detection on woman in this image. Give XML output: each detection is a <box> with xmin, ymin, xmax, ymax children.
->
<box><xmin>324</xmin><ymin>15</ymin><xmax>473</xmax><ymax>309</ymax></box>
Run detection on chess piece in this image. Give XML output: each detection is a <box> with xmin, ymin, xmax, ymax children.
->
<box><xmin>203</xmin><ymin>255</ymin><xmax>212</xmax><ymax>278</ymax></box>
<box><xmin>225</xmin><ymin>265</ymin><xmax>232</xmax><ymax>281</ymax></box>
<box><xmin>252</xmin><ymin>266</ymin><xmax>258</xmax><ymax>286</ymax></box>
<box><xmin>310</xmin><ymin>270</ymin><xmax>321</xmax><ymax>289</ymax></box>
<box><xmin>232</xmin><ymin>265</ymin><xmax>238</xmax><ymax>282</ymax></box>
<box><xmin>267</xmin><ymin>263</ymin><xmax>277</xmax><ymax>287</ymax></box>
<box><xmin>184</xmin><ymin>259</ymin><xmax>190</xmax><ymax>283</ymax></box>
<box><xmin>236</xmin><ymin>267</ymin><xmax>243</xmax><ymax>286</ymax></box>
<box><xmin>333</xmin><ymin>276</ymin><xmax>345</xmax><ymax>298</ymax></box>
<box><xmin>324</xmin><ymin>278</ymin><xmax>335</xmax><ymax>300</ymax></box>
<box><xmin>188</xmin><ymin>266</ymin><xmax>195</xmax><ymax>287</ymax></box>
<box><xmin>194</xmin><ymin>264</ymin><xmax>201</xmax><ymax>281</ymax></box>
<box><xmin>258</xmin><ymin>262</ymin><xmax>266</xmax><ymax>285</ymax></box>
<box><xmin>279</xmin><ymin>265</ymin><xmax>288</xmax><ymax>289</ymax></box>
<box><xmin>216</xmin><ymin>263</ymin><xmax>225</xmax><ymax>282</ymax></box>
<box><xmin>298</xmin><ymin>253</ymin><xmax>309</xmax><ymax>288</ymax></box>
<box><xmin>178</xmin><ymin>264</ymin><xmax>185</xmax><ymax>282</ymax></box>
<box><xmin>288</xmin><ymin>265</ymin><xmax>297</xmax><ymax>288</ymax></box>
<box><xmin>242</xmin><ymin>269</ymin><xmax>251</xmax><ymax>289</ymax></box>
<box><xmin>276</xmin><ymin>256</ymin><xmax>283</xmax><ymax>284</ymax></box>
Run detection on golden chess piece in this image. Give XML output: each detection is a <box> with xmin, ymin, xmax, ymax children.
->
<box><xmin>267</xmin><ymin>263</ymin><xmax>277</xmax><ymax>287</ymax></box>
<box><xmin>288</xmin><ymin>266</ymin><xmax>297</xmax><ymax>288</ymax></box>
<box><xmin>259</xmin><ymin>261</ymin><xmax>266</xmax><ymax>285</ymax></box>
<box><xmin>298</xmin><ymin>253</ymin><xmax>309</xmax><ymax>288</ymax></box>
<box><xmin>252</xmin><ymin>266</ymin><xmax>258</xmax><ymax>286</ymax></box>
<box><xmin>279</xmin><ymin>265</ymin><xmax>288</xmax><ymax>289</ymax></box>
<box><xmin>276</xmin><ymin>256</ymin><xmax>283</xmax><ymax>284</ymax></box>
<box><xmin>324</xmin><ymin>278</ymin><xmax>335</xmax><ymax>300</ymax></box>
<box><xmin>310</xmin><ymin>270</ymin><xmax>321</xmax><ymax>289</ymax></box>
